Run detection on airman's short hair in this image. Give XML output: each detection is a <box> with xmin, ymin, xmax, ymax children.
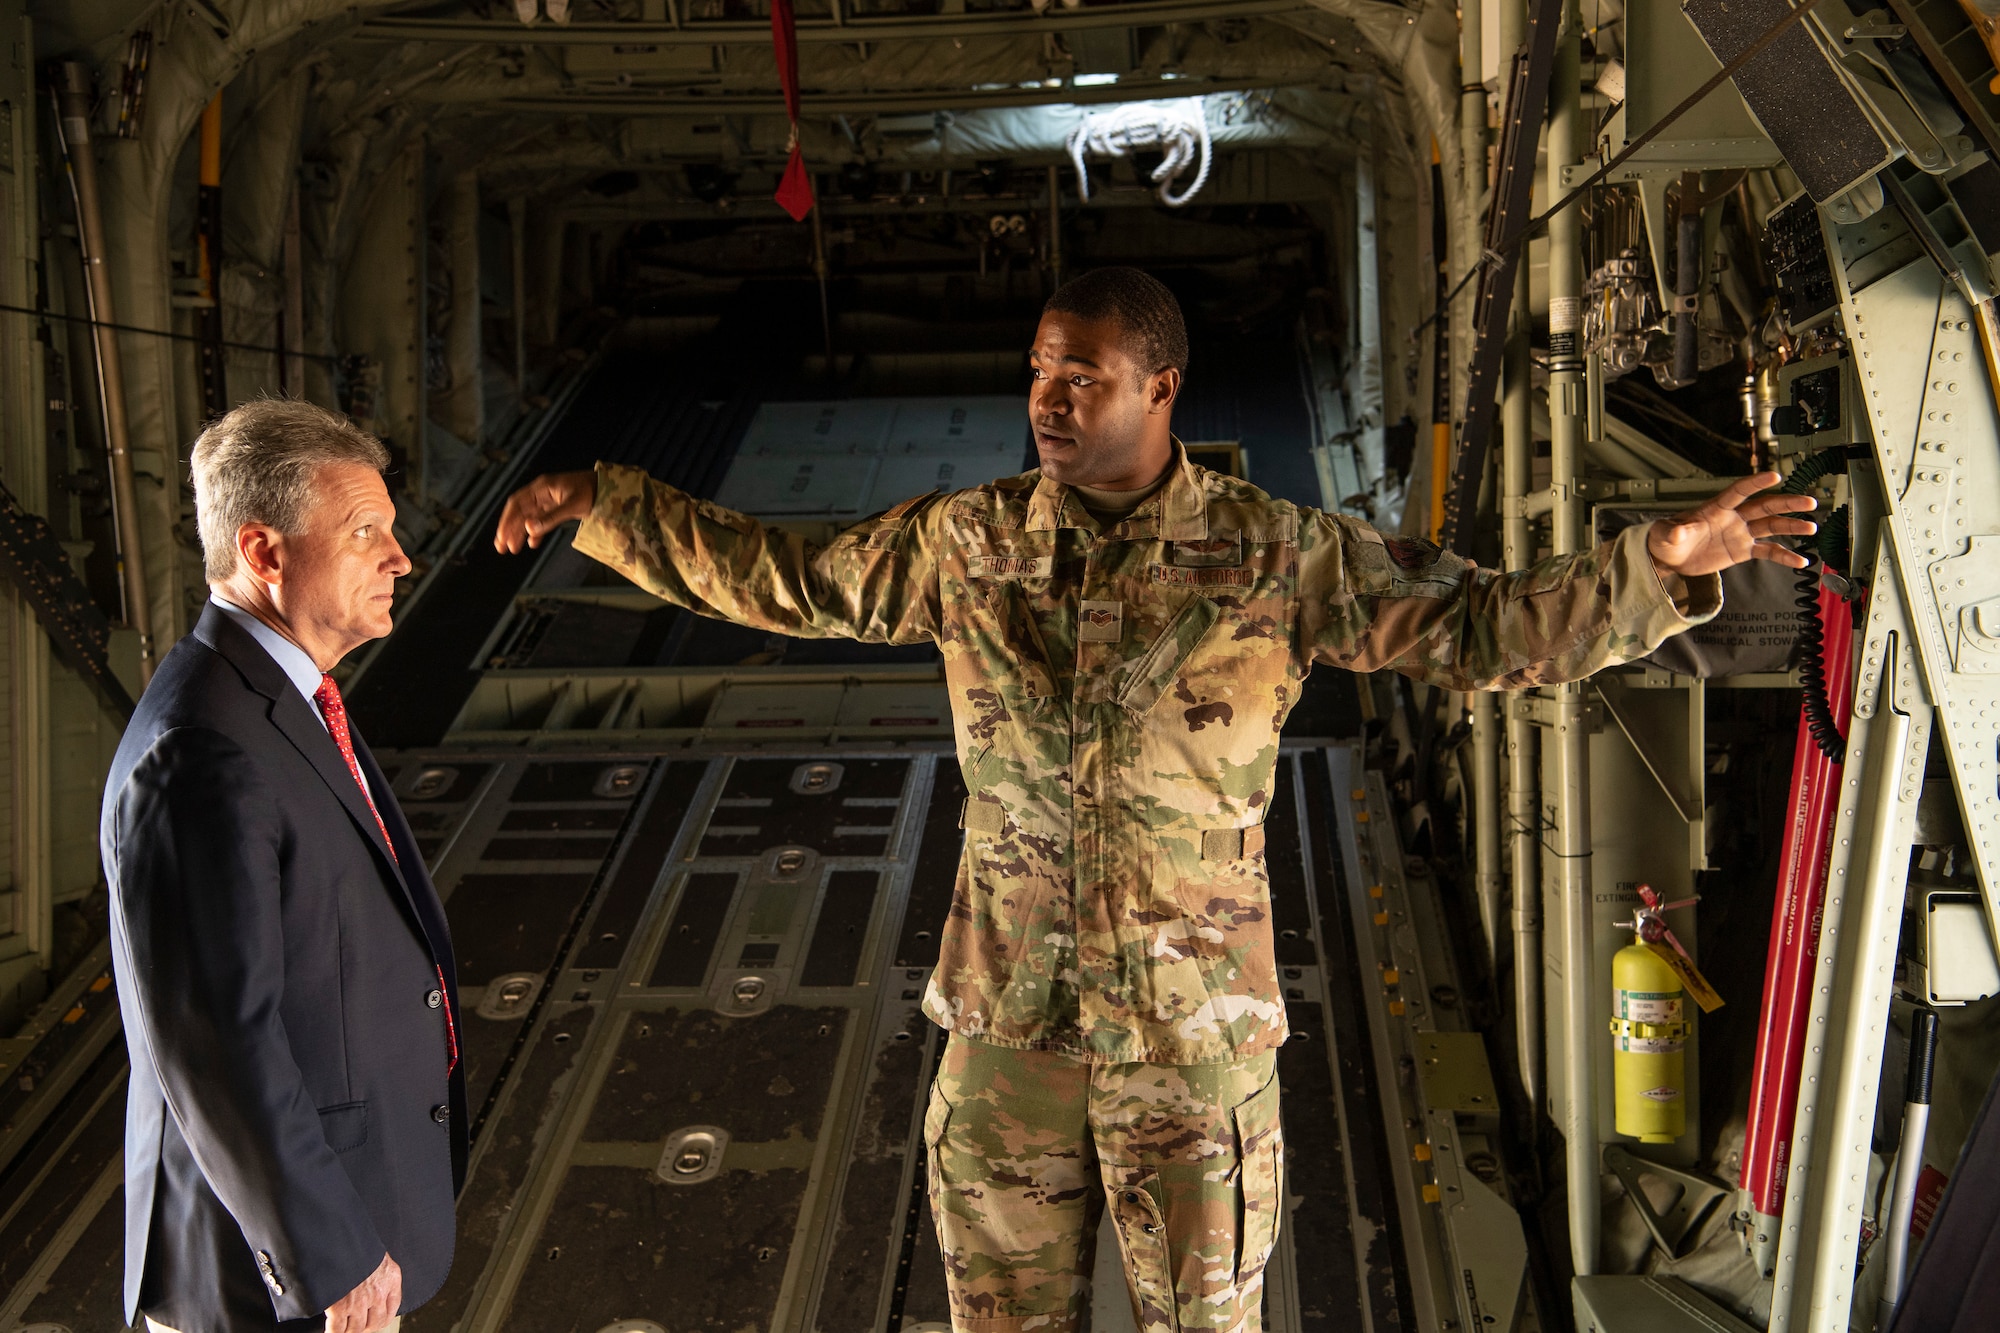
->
<box><xmin>1043</xmin><ymin>267</ymin><xmax>1190</xmax><ymax>386</ymax></box>
<box><xmin>190</xmin><ymin>399</ymin><xmax>390</xmax><ymax>582</ymax></box>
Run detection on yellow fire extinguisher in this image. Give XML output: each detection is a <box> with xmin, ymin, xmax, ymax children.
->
<box><xmin>1609</xmin><ymin>884</ymin><xmax>1722</xmax><ymax>1144</ymax></box>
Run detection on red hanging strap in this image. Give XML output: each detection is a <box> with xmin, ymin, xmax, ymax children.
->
<box><xmin>769</xmin><ymin>0</ymin><xmax>814</xmax><ymax>222</ymax></box>
<box><xmin>770</xmin><ymin>0</ymin><xmax>801</xmax><ymax>122</ymax></box>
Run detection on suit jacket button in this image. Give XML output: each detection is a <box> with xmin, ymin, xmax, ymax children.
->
<box><xmin>431</xmin><ymin>1103</ymin><xmax>450</xmax><ymax>1124</ymax></box>
<box><xmin>426</xmin><ymin>988</ymin><xmax>443</xmax><ymax>1009</ymax></box>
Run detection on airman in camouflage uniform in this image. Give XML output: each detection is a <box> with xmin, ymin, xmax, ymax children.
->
<box><xmin>496</xmin><ymin>268</ymin><xmax>1813</xmax><ymax>1333</ymax></box>
<box><xmin>572</xmin><ymin>445</ymin><xmax>1712</xmax><ymax>1067</ymax></box>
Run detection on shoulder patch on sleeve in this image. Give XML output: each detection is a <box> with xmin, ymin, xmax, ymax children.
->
<box><xmin>1382</xmin><ymin>536</ymin><xmax>1444</xmax><ymax>571</ymax></box>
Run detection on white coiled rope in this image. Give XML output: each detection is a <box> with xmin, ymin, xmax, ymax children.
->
<box><xmin>1066</xmin><ymin>99</ymin><xmax>1213</xmax><ymax>207</ymax></box>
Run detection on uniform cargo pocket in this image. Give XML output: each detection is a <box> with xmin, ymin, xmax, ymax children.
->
<box><xmin>1232</xmin><ymin>1074</ymin><xmax>1283</xmax><ymax>1284</ymax></box>
<box><xmin>318</xmin><ymin>1100</ymin><xmax>369</xmax><ymax>1153</ymax></box>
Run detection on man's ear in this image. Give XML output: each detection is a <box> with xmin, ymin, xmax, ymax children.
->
<box><xmin>235</xmin><ymin>523</ymin><xmax>286</xmax><ymax>585</ymax></box>
<box><xmin>1147</xmin><ymin>366</ymin><xmax>1182</xmax><ymax>415</ymax></box>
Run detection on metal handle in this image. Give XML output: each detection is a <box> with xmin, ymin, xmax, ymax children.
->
<box><xmin>1878</xmin><ymin>1007</ymin><xmax>1941</xmax><ymax>1327</ymax></box>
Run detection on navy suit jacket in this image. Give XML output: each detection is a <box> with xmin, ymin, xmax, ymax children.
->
<box><xmin>101</xmin><ymin>604</ymin><xmax>466</xmax><ymax>1331</ymax></box>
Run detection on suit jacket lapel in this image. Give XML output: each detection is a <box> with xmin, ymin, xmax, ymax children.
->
<box><xmin>265</xmin><ymin>691</ymin><xmax>412</xmax><ymax>887</ymax></box>
<box><xmin>196</xmin><ymin>606</ymin><xmax>420</xmax><ymax>924</ymax></box>
<box><xmin>352</xmin><ymin>732</ymin><xmax>455</xmax><ymax>984</ymax></box>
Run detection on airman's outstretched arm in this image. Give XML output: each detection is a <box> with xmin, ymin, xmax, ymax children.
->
<box><xmin>1299</xmin><ymin>471</ymin><xmax>1816</xmax><ymax>691</ymax></box>
<box><xmin>495</xmin><ymin>463</ymin><xmax>945</xmax><ymax>645</ymax></box>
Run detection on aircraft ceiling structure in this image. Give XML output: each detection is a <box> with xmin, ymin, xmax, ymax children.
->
<box><xmin>22</xmin><ymin>0</ymin><xmax>1463</xmax><ymax>666</ymax></box>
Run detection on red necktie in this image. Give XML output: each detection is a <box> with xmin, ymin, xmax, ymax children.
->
<box><xmin>315</xmin><ymin>674</ymin><xmax>458</xmax><ymax>1076</ymax></box>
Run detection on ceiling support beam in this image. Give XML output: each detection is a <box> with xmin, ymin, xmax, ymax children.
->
<box><xmin>434</xmin><ymin>74</ymin><xmax>1325</xmax><ymax>115</ymax></box>
<box><xmin>353</xmin><ymin>0</ymin><xmax>1309</xmax><ymax>45</ymax></box>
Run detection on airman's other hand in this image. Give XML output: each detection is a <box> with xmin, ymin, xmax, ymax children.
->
<box><xmin>1647</xmin><ymin>471</ymin><xmax>1818</xmax><ymax>579</ymax></box>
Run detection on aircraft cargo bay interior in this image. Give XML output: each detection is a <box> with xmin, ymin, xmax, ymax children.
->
<box><xmin>2</xmin><ymin>1</ymin><xmax>2000</xmax><ymax>1331</ymax></box>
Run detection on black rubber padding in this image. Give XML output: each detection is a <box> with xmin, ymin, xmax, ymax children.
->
<box><xmin>1909</xmin><ymin>1006</ymin><xmax>1940</xmax><ymax>1106</ymax></box>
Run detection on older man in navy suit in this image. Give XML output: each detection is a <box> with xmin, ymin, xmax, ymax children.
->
<box><xmin>102</xmin><ymin>400</ymin><xmax>463</xmax><ymax>1333</ymax></box>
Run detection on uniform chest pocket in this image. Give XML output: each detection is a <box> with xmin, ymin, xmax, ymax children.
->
<box><xmin>983</xmin><ymin>581</ymin><xmax>1057</xmax><ymax>699</ymax></box>
<box><xmin>1116</xmin><ymin>595</ymin><xmax>1222</xmax><ymax>716</ymax></box>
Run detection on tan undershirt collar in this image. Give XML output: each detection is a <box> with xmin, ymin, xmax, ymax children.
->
<box><xmin>1070</xmin><ymin>466</ymin><xmax>1173</xmax><ymax>523</ymax></box>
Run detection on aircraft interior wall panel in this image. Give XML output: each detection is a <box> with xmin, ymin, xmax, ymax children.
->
<box><xmin>714</xmin><ymin>396</ymin><xmax>1027</xmax><ymax>521</ymax></box>
<box><xmin>1536</xmin><ymin>723</ymin><xmax>1704</xmax><ymax>1171</ymax></box>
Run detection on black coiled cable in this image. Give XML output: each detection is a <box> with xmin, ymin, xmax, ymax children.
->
<box><xmin>1780</xmin><ymin>450</ymin><xmax>1852</xmax><ymax>761</ymax></box>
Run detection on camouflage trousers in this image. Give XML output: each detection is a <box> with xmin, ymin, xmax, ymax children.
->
<box><xmin>924</xmin><ymin>1033</ymin><xmax>1283</xmax><ymax>1333</ymax></box>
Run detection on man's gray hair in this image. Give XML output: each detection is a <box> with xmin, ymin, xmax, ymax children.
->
<box><xmin>191</xmin><ymin>399</ymin><xmax>391</xmax><ymax>582</ymax></box>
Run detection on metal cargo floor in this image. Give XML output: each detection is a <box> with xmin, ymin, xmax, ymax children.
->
<box><xmin>0</xmin><ymin>742</ymin><xmax>1425</xmax><ymax>1333</ymax></box>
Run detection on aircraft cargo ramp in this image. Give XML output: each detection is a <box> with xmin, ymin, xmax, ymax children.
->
<box><xmin>0</xmin><ymin>357</ymin><xmax>1532</xmax><ymax>1333</ymax></box>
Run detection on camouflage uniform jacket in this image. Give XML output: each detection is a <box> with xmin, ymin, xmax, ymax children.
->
<box><xmin>574</xmin><ymin>445</ymin><xmax>1720</xmax><ymax>1064</ymax></box>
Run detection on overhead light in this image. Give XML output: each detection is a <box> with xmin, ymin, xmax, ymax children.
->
<box><xmin>1074</xmin><ymin>73</ymin><xmax>1119</xmax><ymax>87</ymax></box>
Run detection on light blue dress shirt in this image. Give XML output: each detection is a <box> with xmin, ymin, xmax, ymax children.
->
<box><xmin>209</xmin><ymin>593</ymin><xmax>329</xmax><ymax>734</ymax></box>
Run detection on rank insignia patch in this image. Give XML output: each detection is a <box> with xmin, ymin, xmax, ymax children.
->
<box><xmin>1078</xmin><ymin>600</ymin><xmax>1124</xmax><ymax>642</ymax></box>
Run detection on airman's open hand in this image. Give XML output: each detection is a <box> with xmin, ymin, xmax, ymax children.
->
<box><xmin>1647</xmin><ymin>471</ymin><xmax>1819</xmax><ymax>579</ymax></box>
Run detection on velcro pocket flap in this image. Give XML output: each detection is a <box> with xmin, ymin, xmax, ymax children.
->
<box><xmin>960</xmin><ymin>797</ymin><xmax>1006</xmax><ymax>835</ymax></box>
<box><xmin>1201</xmin><ymin>826</ymin><xmax>1268</xmax><ymax>862</ymax></box>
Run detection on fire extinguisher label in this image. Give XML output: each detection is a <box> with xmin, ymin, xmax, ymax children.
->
<box><xmin>1641</xmin><ymin>1085</ymin><xmax>1681</xmax><ymax>1102</ymax></box>
<box><xmin>1618</xmin><ymin>991</ymin><xmax>1683</xmax><ymax>1024</ymax></box>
